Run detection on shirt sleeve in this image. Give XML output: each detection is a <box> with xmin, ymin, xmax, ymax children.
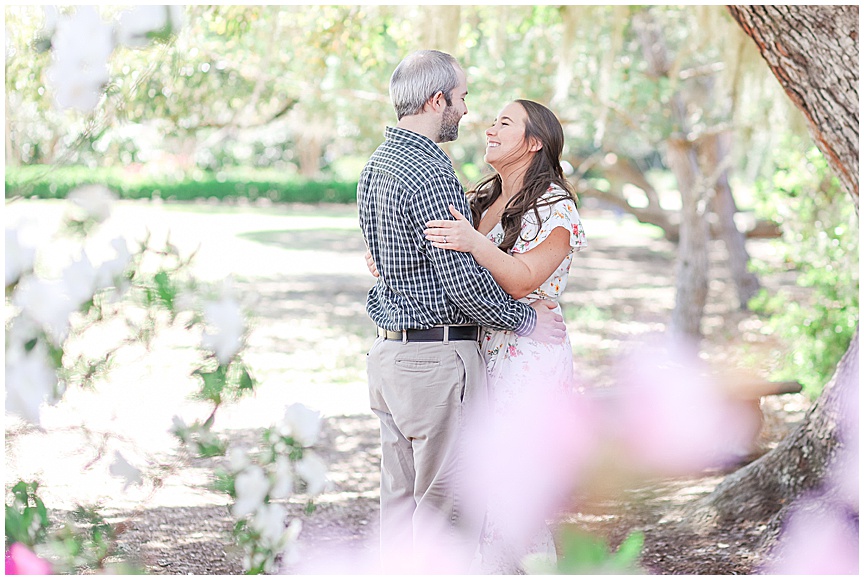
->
<box><xmin>408</xmin><ymin>172</ymin><xmax>536</xmax><ymax>335</ymax></box>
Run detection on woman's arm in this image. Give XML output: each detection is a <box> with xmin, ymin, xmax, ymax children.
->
<box><xmin>424</xmin><ymin>204</ymin><xmax>571</xmax><ymax>299</ymax></box>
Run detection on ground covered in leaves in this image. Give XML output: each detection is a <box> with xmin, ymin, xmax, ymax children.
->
<box><xmin>4</xmin><ymin>199</ymin><xmax>811</xmax><ymax>574</ymax></box>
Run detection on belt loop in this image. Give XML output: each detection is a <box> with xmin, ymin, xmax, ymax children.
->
<box><xmin>402</xmin><ymin>330</ymin><xmax>407</xmax><ymax>344</ymax></box>
<box><xmin>443</xmin><ymin>325</ymin><xmax>450</xmax><ymax>344</ymax></box>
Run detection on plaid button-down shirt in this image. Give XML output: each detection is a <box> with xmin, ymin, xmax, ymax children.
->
<box><xmin>357</xmin><ymin>126</ymin><xmax>536</xmax><ymax>335</ymax></box>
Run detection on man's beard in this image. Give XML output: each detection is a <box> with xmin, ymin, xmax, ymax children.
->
<box><xmin>436</xmin><ymin>104</ymin><xmax>461</xmax><ymax>143</ymax></box>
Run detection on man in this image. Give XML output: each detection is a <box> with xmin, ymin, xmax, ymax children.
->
<box><xmin>357</xmin><ymin>50</ymin><xmax>566</xmax><ymax>571</ymax></box>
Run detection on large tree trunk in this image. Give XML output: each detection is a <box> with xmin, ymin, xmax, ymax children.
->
<box><xmin>727</xmin><ymin>5</ymin><xmax>859</xmax><ymax>208</ymax></box>
<box><xmin>667</xmin><ymin>136</ymin><xmax>710</xmax><ymax>338</ymax></box>
<box><xmin>633</xmin><ymin>9</ymin><xmax>712</xmax><ymax>338</ymax></box>
<box><xmin>674</xmin><ymin>4</ymin><xmax>859</xmax><ymax>555</ymax></box>
<box><xmin>695</xmin><ymin>327</ymin><xmax>858</xmax><ymax>523</ymax></box>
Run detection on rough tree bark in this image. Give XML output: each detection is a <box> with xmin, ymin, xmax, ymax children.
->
<box><xmin>676</xmin><ymin>4</ymin><xmax>859</xmax><ymax>552</ymax></box>
<box><xmin>728</xmin><ymin>5</ymin><xmax>859</xmax><ymax>208</ymax></box>
<box><xmin>666</xmin><ymin>136</ymin><xmax>710</xmax><ymax>338</ymax></box>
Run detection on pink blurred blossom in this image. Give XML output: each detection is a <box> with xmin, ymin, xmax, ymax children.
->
<box><xmin>5</xmin><ymin>543</ymin><xmax>52</xmax><ymax>575</ymax></box>
<box><xmin>462</xmin><ymin>382</ymin><xmax>599</xmax><ymax>570</ymax></box>
<box><xmin>609</xmin><ymin>337</ymin><xmax>759</xmax><ymax>476</ymax></box>
<box><xmin>762</xmin><ymin>495</ymin><xmax>858</xmax><ymax>574</ymax></box>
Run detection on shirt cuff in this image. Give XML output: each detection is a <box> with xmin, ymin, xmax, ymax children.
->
<box><xmin>514</xmin><ymin>304</ymin><xmax>536</xmax><ymax>337</ymax></box>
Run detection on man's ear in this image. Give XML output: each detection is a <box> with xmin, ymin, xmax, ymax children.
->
<box><xmin>424</xmin><ymin>91</ymin><xmax>445</xmax><ymax>113</ymax></box>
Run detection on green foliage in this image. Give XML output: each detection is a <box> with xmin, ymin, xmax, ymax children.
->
<box><xmin>6</xmin><ymin>165</ymin><xmax>359</xmax><ymax>204</ymax></box>
<box><xmin>524</xmin><ymin>526</ymin><xmax>644</xmax><ymax>574</ymax></box>
<box><xmin>5</xmin><ymin>481</ymin><xmax>50</xmax><ymax>548</ymax></box>
<box><xmin>749</xmin><ymin>144</ymin><xmax>858</xmax><ymax>397</ymax></box>
<box><xmin>558</xmin><ymin>528</ymin><xmax>644</xmax><ymax>574</ymax></box>
<box><xmin>5</xmin><ymin>482</ymin><xmax>138</xmax><ymax>573</ymax></box>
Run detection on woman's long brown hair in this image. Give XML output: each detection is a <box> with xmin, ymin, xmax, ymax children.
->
<box><xmin>468</xmin><ymin>99</ymin><xmax>577</xmax><ymax>252</ymax></box>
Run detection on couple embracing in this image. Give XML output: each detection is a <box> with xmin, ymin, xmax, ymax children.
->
<box><xmin>357</xmin><ymin>49</ymin><xmax>586</xmax><ymax>574</ymax></box>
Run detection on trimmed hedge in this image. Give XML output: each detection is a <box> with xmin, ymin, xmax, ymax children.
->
<box><xmin>5</xmin><ymin>165</ymin><xmax>359</xmax><ymax>204</ymax></box>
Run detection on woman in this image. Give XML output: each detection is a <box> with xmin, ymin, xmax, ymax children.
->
<box><xmin>423</xmin><ymin>99</ymin><xmax>586</xmax><ymax>573</ymax></box>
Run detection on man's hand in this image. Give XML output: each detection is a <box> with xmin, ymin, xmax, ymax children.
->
<box><xmin>365</xmin><ymin>249</ymin><xmax>379</xmax><ymax>278</ymax></box>
<box><xmin>528</xmin><ymin>300</ymin><xmax>566</xmax><ymax>344</ymax></box>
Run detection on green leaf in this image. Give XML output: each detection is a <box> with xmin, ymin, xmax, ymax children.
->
<box><xmin>238</xmin><ymin>366</ymin><xmax>255</xmax><ymax>392</ymax></box>
<box><xmin>611</xmin><ymin>530</ymin><xmax>644</xmax><ymax>568</ymax></box>
<box><xmin>154</xmin><ymin>270</ymin><xmax>175</xmax><ymax>309</ymax></box>
<box><xmin>195</xmin><ymin>367</ymin><xmax>227</xmax><ymax>404</ymax></box>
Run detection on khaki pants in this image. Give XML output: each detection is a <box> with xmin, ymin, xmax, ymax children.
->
<box><xmin>367</xmin><ymin>336</ymin><xmax>488</xmax><ymax>572</ymax></box>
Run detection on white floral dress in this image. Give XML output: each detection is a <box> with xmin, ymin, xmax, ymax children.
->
<box><xmin>475</xmin><ymin>185</ymin><xmax>587</xmax><ymax>574</ymax></box>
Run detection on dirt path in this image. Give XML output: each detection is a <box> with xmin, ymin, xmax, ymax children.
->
<box><xmin>4</xmin><ymin>199</ymin><xmax>808</xmax><ymax>574</ymax></box>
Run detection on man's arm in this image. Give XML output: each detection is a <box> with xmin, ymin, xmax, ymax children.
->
<box><xmin>425</xmin><ymin>205</ymin><xmax>572</xmax><ymax>299</ymax></box>
<box><xmin>409</xmin><ymin>174</ymin><xmax>537</xmax><ymax>335</ymax></box>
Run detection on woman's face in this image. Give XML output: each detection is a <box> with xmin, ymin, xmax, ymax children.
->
<box><xmin>484</xmin><ymin>102</ymin><xmax>536</xmax><ymax>168</ymax></box>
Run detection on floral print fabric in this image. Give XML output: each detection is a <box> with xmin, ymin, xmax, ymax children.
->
<box><xmin>474</xmin><ymin>185</ymin><xmax>586</xmax><ymax>573</ymax></box>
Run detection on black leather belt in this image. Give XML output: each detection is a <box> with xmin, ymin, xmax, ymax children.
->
<box><xmin>377</xmin><ymin>325</ymin><xmax>481</xmax><ymax>342</ymax></box>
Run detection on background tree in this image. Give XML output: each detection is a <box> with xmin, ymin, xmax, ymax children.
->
<box><xmin>670</xmin><ymin>4</ymin><xmax>858</xmax><ymax>561</ymax></box>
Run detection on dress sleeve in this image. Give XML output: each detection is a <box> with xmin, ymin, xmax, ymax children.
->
<box><xmin>552</xmin><ymin>198</ymin><xmax>587</xmax><ymax>253</ymax></box>
<box><xmin>513</xmin><ymin>193</ymin><xmax>587</xmax><ymax>255</ymax></box>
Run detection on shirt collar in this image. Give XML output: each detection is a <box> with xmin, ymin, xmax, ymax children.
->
<box><xmin>384</xmin><ymin>126</ymin><xmax>452</xmax><ymax>166</ymax></box>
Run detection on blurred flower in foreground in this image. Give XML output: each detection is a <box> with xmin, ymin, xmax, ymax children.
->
<box><xmin>5</xmin><ymin>227</ymin><xmax>37</xmax><ymax>287</ymax></box>
<box><xmin>232</xmin><ymin>465</ymin><xmax>269</xmax><ymax>518</ymax></box>
<box><xmin>5</xmin><ymin>543</ymin><xmax>53</xmax><ymax>575</ymax></box>
<box><xmin>68</xmin><ymin>184</ymin><xmax>117</xmax><ymax>223</ymax></box>
<box><xmin>280</xmin><ymin>403</ymin><xmax>322</xmax><ymax>447</ymax></box>
<box><xmin>201</xmin><ymin>295</ymin><xmax>245</xmax><ymax>365</ymax></box>
<box><xmin>12</xmin><ymin>276</ymin><xmax>77</xmax><ymax>344</ymax></box>
<box><xmin>46</xmin><ymin>6</ymin><xmax>113</xmax><ymax>111</ymax></box>
<box><xmin>610</xmin><ymin>337</ymin><xmax>759</xmax><ymax>475</ymax></box>
<box><xmin>4</xmin><ymin>341</ymin><xmax>58</xmax><ymax>426</ymax></box>
<box><xmin>295</xmin><ymin>452</ymin><xmax>329</xmax><ymax>496</ymax></box>
<box><xmin>464</xmin><ymin>383</ymin><xmax>599</xmax><ymax>573</ymax></box>
<box><xmin>762</xmin><ymin>494</ymin><xmax>858</xmax><ymax>574</ymax></box>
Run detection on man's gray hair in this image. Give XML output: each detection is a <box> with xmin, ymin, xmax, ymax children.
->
<box><xmin>389</xmin><ymin>50</ymin><xmax>460</xmax><ymax>120</ymax></box>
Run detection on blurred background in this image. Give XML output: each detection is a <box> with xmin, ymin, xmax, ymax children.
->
<box><xmin>5</xmin><ymin>4</ymin><xmax>857</xmax><ymax>397</ymax></box>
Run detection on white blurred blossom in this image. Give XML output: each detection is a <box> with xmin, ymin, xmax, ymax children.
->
<box><xmin>95</xmin><ymin>236</ymin><xmax>132</xmax><ymax>288</ymax></box>
<box><xmin>115</xmin><ymin>5</ymin><xmax>184</xmax><ymax>48</ymax></box>
<box><xmin>232</xmin><ymin>465</ymin><xmax>269</xmax><ymax>518</ymax></box>
<box><xmin>279</xmin><ymin>518</ymin><xmax>303</xmax><ymax>567</ymax></box>
<box><xmin>6</xmin><ymin>314</ymin><xmax>42</xmax><ymax>349</ymax></box>
<box><xmin>279</xmin><ymin>403</ymin><xmax>321</xmax><ymax>447</ymax></box>
<box><xmin>62</xmin><ymin>252</ymin><xmax>99</xmax><ymax>306</ymax></box>
<box><xmin>270</xmin><ymin>456</ymin><xmax>294</xmax><ymax>499</ymax></box>
<box><xmin>13</xmin><ymin>276</ymin><xmax>77</xmax><ymax>344</ymax></box>
<box><xmin>171</xmin><ymin>414</ymin><xmax>187</xmax><ymax>432</ymax></box>
<box><xmin>68</xmin><ymin>184</ymin><xmax>116</xmax><ymax>222</ymax></box>
<box><xmin>46</xmin><ymin>6</ymin><xmax>113</xmax><ymax>111</ymax></box>
<box><xmin>251</xmin><ymin>503</ymin><xmax>289</xmax><ymax>549</ymax></box>
<box><xmin>5</xmin><ymin>340</ymin><xmax>58</xmax><ymax>425</ymax></box>
<box><xmin>39</xmin><ymin>6</ymin><xmax>60</xmax><ymax>40</ymax></box>
<box><xmin>5</xmin><ymin>227</ymin><xmax>37</xmax><ymax>287</ymax></box>
<box><xmin>5</xmin><ymin>227</ymin><xmax>39</xmax><ymax>288</ymax></box>
<box><xmin>109</xmin><ymin>451</ymin><xmax>143</xmax><ymax>491</ymax></box>
<box><xmin>201</xmin><ymin>295</ymin><xmax>245</xmax><ymax>365</ymax></box>
<box><xmin>227</xmin><ymin>445</ymin><xmax>250</xmax><ymax>473</ymax></box>
<box><xmin>295</xmin><ymin>452</ymin><xmax>328</xmax><ymax>495</ymax></box>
